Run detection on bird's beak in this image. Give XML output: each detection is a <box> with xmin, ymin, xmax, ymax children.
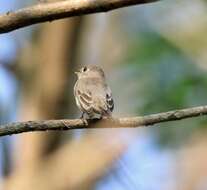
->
<box><xmin>75</xmin><ymin>71</ymin><xmax>80</xmax><ymax>75</ymax></box>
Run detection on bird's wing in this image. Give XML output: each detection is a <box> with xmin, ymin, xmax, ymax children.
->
<box><xmin>74</xmin><ymin>81</ymin><xmax>93</xmax><ymax>113</ymax></box>
<box><xmin>90</xmin><ymin>83</ymin><xmax>114</xmax><ymax>116</ymax></box>
<box><xmin>75</xmin><ymin>79</ymin><xmax>114</xmax><ymax>116</ymax></box>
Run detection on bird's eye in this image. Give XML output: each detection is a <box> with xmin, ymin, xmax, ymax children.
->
<box><xmin>82</xmin><ymin>66</ymin><xmax>87</xmax><ymax>72</ymax></box>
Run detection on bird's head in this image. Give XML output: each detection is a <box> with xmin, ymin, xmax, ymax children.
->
<box><xmin>75</xmin><ymin>65</ymin><xmax>105</xmax><ymax>79</ymax></box>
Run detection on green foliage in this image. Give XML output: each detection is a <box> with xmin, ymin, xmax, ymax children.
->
<box><xmin>122</xmin><ymin>31</ymin><xmax>207</xmax><ymax>147</ymax></box>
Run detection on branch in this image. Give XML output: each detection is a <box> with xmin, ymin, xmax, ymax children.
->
<box><xmin>0</xmin><ymin>0</ymin><xmax>159</xmax><ymax>34</ymax></box>
<box><xmin>1</xmin><ymin>105</ymin><xmax>207</xmax><ymax>137</ymax></box>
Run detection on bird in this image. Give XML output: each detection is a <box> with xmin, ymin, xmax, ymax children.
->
<box><xmin>74</xmin><ymin>65</ymin><xmax>114</xmax><ymax>119</ymax></box>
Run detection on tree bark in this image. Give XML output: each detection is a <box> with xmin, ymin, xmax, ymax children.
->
<box><xmin>0</xmin><ymin>0</ymin><xmax>159</xmax><ymax>33</ymax></box>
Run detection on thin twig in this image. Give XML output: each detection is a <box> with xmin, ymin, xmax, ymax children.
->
<box><xmin>0</xmin><ymin>105</ymin><xmax>207</xmax><ymax>137</ymax></box>
<box><xmin>0</xmin><ymin>0</ymin><xmax>159</xmax><ymax>34</ymax></box>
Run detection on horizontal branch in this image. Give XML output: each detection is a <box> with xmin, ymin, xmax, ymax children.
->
<box><xmin>1</xmin><ymin>105</ymin><xmax>207</xmax><ymax>137</ymax></box>
<box><xmin>0</xmin><ymin>0</ymin><xmax>159</xmax><ymax>34</ymax></box>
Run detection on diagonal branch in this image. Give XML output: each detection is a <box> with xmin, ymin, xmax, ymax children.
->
<box><xmin>1</xmin><ymin>105</ymin><xmax>207</xmax><ymax>137</ymax></box>
<box><xmin>0</xmin><ymin>0</ymin><xmax>160</xmax><ymax>34</ymax></box>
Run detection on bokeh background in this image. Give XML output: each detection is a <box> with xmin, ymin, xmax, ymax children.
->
<box><xmin>1</xmin><ymin>0</ymin><xmax>207</xmax><ymax>189</ymax></box>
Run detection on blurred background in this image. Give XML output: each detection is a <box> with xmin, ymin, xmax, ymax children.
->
<box><xmin>1</xmin><ymin>0</ymin><xmax>207</xmax><ymax>189</ymax></box>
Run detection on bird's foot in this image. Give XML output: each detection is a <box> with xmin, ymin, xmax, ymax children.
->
<box><xmin>80</xmin><ymin>113</ymin><xmax>88</xmax><ymax>125</ymax></box>
<box><xmin>80</xmin><ymin>112</ymin><xmax>84</xmax><ymax>119</ymax></box>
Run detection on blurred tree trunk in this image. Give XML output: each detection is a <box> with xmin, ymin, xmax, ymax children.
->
<box><xmin>15</xmin><ymin>17</ymin><xmax>81</xmax><ymax>168</ymax></box>
<box><xmin>6</xmin><ymin>16</ymin><xmax>82</xmax><ymax>188</ymax></box>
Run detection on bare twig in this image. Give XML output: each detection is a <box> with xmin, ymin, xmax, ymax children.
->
<box><xmin>0</xmin><ymin>105</ymin><xmax>207</xmax><ymax>137</ymax></box>
<box><xmin>0</xmin><ymin>0</ymin><xmax>159</xmax><ymax>34</ymax></box>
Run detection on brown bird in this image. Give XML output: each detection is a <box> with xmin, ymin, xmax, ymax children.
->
<box><xmin>74</xmin><ymin>65</ymin><xmax>114</xmax><ymax>119</ymax></box>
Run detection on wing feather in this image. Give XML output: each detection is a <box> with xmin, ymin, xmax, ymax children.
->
<box><xmin>74</xmin><ymin>78</ymin><xmax>114</xmax><ymax>117</ymax></box>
